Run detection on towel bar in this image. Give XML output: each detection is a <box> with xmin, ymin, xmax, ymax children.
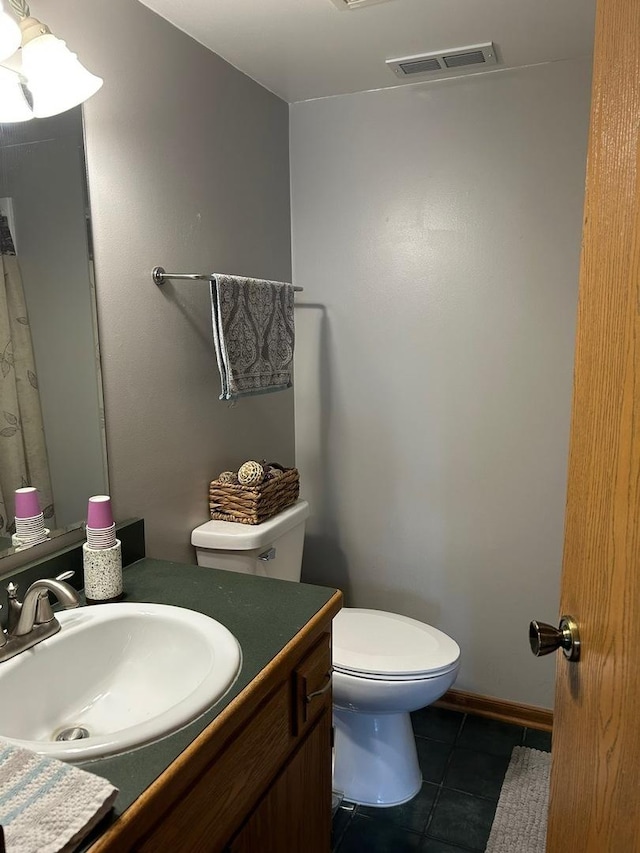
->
<box><xmin>152</xmin><ymin>267</ymin><xmax>303</xmax><ymax>291</ymax></box>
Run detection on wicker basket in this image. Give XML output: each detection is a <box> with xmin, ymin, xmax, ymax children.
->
<box><xmin>209</xmin><ymin>467</ymin><xmax>300</xmax><ymax>525</ymax></box>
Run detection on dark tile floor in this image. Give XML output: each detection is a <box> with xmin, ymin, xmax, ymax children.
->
<box><xmin>332</xmin><ymin>708</ymin><xmax>552</xmax><ymax>853</ymax></box>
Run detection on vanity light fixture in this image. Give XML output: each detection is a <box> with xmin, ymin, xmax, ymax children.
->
<box><xmin>0</xmin><ymin>64</ymin><xmax>31</xmax><ymax>121</ymax></box>
<box><xmin>0</xmin><ymin>0</ymin><xmax>20</xmax><ymax>62</ymax></box>
<box><xmin>18</xmin><ymin>14</ymin><xmax>103</xmax><ymax>118</ymax></box>
<box><xmin>0</xmin><ymin>0</ymin><xmax>102</xmax><ymax>121</ymax></box>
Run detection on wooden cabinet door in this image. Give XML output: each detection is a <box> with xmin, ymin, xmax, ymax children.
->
<box><xmin>230</xmin><ymin>710</ymin><xmax>332</xmax><ymax>853</ymax></box>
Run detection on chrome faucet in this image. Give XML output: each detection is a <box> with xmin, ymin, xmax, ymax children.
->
<box><xmin>0</xmin><ymin>571</ymin><xmax>81</xmax><ymax>663</ymax></box>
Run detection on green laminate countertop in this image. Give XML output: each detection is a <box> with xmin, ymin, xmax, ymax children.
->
<box><xmin>79</xmin><ymin>557</ymin><xmax>339</xmax><ymax>823</ymax></box>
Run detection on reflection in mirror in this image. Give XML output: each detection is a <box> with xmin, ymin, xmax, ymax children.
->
<box><xmin>0</xmin><ymin>107</ymin><xmax>107</xmax><ymax>559</ymax></box>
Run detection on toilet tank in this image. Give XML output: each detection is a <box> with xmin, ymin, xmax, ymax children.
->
<box><xmin>191</xmin><ymin>500</ymin><xmax>309</xmax><ymax>581</ymax></box>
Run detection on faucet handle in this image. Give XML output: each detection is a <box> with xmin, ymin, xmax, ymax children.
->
<box><xmin>35</xmin><ymin>593</ymin><xmax>54</xmax><ymax>625</ymax></box>
<box><xmin>55</xmin><ymin>571</ymin><xmax>74</xmax><ymax>583</ymax></box>
<box><xmin>5</xmin><ymin>584</ymin><xmax>22</xmax><ymax>634</ymax></box>
<box><xmin>34</xmin><ymin>573</ymin><xmax>77</xmax><ymax>625</ymax></box>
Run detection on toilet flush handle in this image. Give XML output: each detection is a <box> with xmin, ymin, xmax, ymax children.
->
<box><xmin>258</xmin><ymin>547</ymin><xmax>276</xmax><ymax>562</ymax></box>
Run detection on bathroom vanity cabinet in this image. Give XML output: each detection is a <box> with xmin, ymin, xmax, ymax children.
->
<box><xmin>89</xmin><ymin>593</ymin><xmax>339</xmax><ymax>853</ymax></box>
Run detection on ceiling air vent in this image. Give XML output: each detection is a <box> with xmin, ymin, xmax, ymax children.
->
<box><xmin>387</xmin><ymin>43</ymin><xmax>497</xmax><ymax>81</ymax></box>
<box><xmin>328</xmin><ymin>0</ymin><xmax>396</xmax><ymax>9</ymax></box>
<box><xmin>399</xmin><ymin>57</ymin><xmax>443</xmax><ymax>75</ymax></box>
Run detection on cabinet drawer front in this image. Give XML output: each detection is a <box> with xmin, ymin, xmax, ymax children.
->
<box><xmin>294</xmin><ymin>633</ymin><xmax>332</xmax><ymax>736</ymax></box>
<box><xmin>139</xmin><ymin>683</ymin><xmax>292</xmax><ymax>853</ymax></box>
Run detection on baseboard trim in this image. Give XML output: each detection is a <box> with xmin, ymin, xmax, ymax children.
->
<box><xmin>434</xmin><ymin>688</ymin><xmax>553</xmax><ymax>732</ymax></box>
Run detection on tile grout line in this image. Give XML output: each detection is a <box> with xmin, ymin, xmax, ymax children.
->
<box><xmin>438</xmin><ymin>784</ymin><xmax>503</xmax><ymax>803</ymax></box>
<box><xmin>422</xmin><ymin>712</ymin><xmax>467</xmax><ymax>838</ymax></box>
<box><xmin>454</xmin><ymin>712</ymin><xmax>468</xmax><ymax>745</ymax></box>
<box><xmin>422</xmin><ymin>783</ymin><xmax>445</xmax><ymax>838</ymax></box>
<box><xmin>332</xmin><ymin>803</ymin><xmax>357</xmax><ymax>853</ymax></box>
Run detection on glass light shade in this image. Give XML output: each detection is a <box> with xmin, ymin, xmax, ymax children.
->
<box><xmin>21</xmin><ymin>33</ymin><xmax>102</xmax><ymax>118</ymax></box>
<box><xmin>0</xmin><ymin>65</ymin><xmax>33</xmax><ymax>122</ymax></box>
<box><xmin>0</xmin><ymin>3</ymin><xmax>20</xmax><ymax>63</ymax></box>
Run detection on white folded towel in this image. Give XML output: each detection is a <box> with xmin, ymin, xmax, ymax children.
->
<box><xmin>0</xmin><ymin>741</ymin><xmax>117</xmax><ymax>853</ymax></box>
<box><xmin>210</xmin><ymin>274</ymin><xmax>295</xmax><ymax>401</ymax></box>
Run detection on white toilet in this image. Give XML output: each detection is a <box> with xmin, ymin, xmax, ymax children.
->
<box><xmin>191</xmin><ymin>499</ymin><xmax>461</xmax><ymax>807</ymax></box>
<box><xmin>332</xmin><ymin>609</ymin><xmax>460</xmax><ymax>806</ymax></box>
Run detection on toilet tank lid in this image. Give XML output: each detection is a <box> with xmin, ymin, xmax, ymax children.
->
<box><xmin>191</xmin><ymin>500</ymin><xmax>309</xmax><ymax>550</ymax></box>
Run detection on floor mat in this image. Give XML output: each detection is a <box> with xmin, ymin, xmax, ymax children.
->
<box><xmin>485</xmin><ymin>745</ymin><xmax>551</xmax><ymax>853</ymax></box>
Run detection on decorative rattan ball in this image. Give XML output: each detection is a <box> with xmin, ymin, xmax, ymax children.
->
<box><xmin>238</xmin><ymin>460</ymin><xmax>265</xmax><ymax>486</ymax></box>
<box><xmin>218</xmin><ymin>471</ymin><xmax>236</xmax><ymax>483</ymax></box>
<box><xmin>268</xmin><ymin>466</ymin><xmax>284</xmax><ymax>479</ymax></box>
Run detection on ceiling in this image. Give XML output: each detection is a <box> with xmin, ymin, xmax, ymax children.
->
<box><xmin>138</xmin><ymin>0</ymin><xmax>596</xmax><ymax>103</ymax></box>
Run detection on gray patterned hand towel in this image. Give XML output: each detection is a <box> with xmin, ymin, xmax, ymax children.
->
<box><xmin>211</xmin><ymin>274</ymin><xmax>295</xmax><ymax>401</ymax></box>
<box><xmin>0</xmin><ymin>741</ymin><xmax>118</xmax><ymax>853</ymax></box>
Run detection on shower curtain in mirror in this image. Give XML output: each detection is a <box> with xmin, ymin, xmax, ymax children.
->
<box><xmin>0</xmin><ymin>214</ymin><xmax>54</xmax><ymax>540</ymax></box>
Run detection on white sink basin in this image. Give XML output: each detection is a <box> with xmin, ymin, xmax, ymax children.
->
<box><xmin>0</xmin><ymin>602</ymin><xmax>241</xmax><ymax>763</ymax></box>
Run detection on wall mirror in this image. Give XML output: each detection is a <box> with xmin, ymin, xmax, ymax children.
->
<box><xmin>0</xmin><ymin>106</ymin><xmax>108</xmax><ymax>562</ymax></box>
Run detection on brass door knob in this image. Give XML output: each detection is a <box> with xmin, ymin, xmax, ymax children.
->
<box><xmin>529</xmin><ymin>616</ymin><xmax>580</xmax><ymax>662</ymax></box>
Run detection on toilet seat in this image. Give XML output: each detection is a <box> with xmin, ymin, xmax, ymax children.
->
<box><xmin>332</xmin><ymin>608</ymin><xmax>460</xmax><ymax>681</ymax></box>
<box><xmin>333</xmin><ymin>663</ymin><xmax>459</xmax><ymax>682</ymax></box>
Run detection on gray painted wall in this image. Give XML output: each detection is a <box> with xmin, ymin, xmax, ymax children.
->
<box><xmin>40</xmin><ymin>0</ymin><xmax>294</xmax><ymax>562</ymax></box>
<box><xmin>291</xmin><ymin>59</ymin><xmax>591</xmax><ymax>707</ymax></box>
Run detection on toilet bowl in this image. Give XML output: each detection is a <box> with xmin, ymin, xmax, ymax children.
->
<box><xmin>191</xmin><ymin>502</ymin><xmax>461</xmax><ymax>808</ymax></box>
<box><xmin>332</xmin><ymin>608</ymin><xmax>460</xmax><ymax>806</ymax></box>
